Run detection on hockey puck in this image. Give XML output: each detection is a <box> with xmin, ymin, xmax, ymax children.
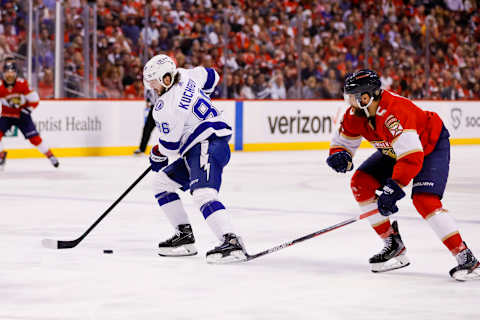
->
<box><xmin>103</xmin><ymin>249</ymin><xmax>113</xmax><ymax>254</ymax></box>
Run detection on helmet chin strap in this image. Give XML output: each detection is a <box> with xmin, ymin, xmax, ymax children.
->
<box><xmin>357</xmin><ymin>96</ymin><xmax>374</xmax><ymax>117</ymax></box>
<box><xmin>160</xmin><ymin>72</ymin><xmax>176</xmax><ymax>91</ymax></box>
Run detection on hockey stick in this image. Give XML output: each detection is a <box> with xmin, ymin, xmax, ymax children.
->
<box><xmin>246</xmin><ymin>209</ymin><xmax>379</xmax><ymax>261</ymax></box>
<box><xmin>42</xmin><ymin>166</ymin><xmax>152</xmax><ymax>249</ymax></box>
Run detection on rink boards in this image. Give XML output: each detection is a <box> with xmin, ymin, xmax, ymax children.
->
<box><xmin>2</xmin><ymin>99</ymin><xmax>480</xmax><ymax>158</ymax></box>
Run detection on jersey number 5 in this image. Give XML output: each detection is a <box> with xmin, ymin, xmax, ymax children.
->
<box><xmin>192</xmin><ymin>93</ymin><xmax>218</xmax><ymax>120</ymax></box>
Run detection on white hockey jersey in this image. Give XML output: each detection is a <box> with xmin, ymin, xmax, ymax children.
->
<box><xmin>151</xmin><ymin>67</ymin><xmax>231</xmax><ymax>157</ymax></box>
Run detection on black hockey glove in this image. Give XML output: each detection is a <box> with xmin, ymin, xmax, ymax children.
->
<box><xmin>326</xmin><ymin>150</ymin><xmax>353</xmax><ymax>173</ymax></box>
<box><xmin>377</xmin><ymin>178</ymin><xmax>406</xmax><ymax>216</ymax></box>
<box><xmin>149</xmin><ymin>145</ymin><xmax>168</xmax><ymax>172</ymax></box>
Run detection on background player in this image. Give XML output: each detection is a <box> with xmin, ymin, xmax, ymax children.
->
<box><xmin>133</xmin><ymin>88</ymin><xmax>155</xmax><ymax>155</ymax></box>
<box><xmin>143</xmin><ymin>54</ymin><xmax>247</xmax><ymax>263</ymax></box>
<box><xmin>326</xmin><ymin>69</ymin><xmax>479</xmax><ymax>281</ymax></box>
<box><xmin>0</xmin><ymin>57</ymin><xmax>59</xmax><ymax>169</ymax></box>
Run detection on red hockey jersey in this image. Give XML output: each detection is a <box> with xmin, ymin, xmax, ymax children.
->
<box><xmin>0</xmin><ymin>78</ymin><xmax>40</xmax><ymax>118</ymax></box>
<box><xmin>330</xmin><ymin>90</ymin><xmax>444</xmax><ymax>186</ymax></box>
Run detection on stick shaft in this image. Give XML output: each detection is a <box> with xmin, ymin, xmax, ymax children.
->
<box><xmin>246</xmin><ymin>209</ymin><xmax>378</xmax><ymax>261</ymax></box>
<box><xmin>53</xmin><ymin>166</ymin><xmax>152</xmax><ymax>249</ymax></box>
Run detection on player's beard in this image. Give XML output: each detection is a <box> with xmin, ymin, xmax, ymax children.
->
<box><xmin>4</xmin><ymin>74</ymin><xmax>16</xmax><ymax>86</ymax></box>
<box><xmin>352</xmin><ymin>106</ymin><xmax>367</xmax><ymax>117</ymax></box>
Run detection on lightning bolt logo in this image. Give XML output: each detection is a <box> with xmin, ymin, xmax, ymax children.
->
<box><xmin>200</xmin><ymin>141</ymin><xmax>210</xmax><ymax>181</ymax></box>
<box><xmin>204</xmin><ymin>162</ymin><xmax>210</xmax><ymax>181</ymax></box>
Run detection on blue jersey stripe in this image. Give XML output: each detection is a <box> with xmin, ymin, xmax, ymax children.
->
<box><xmin>200</xmin><ymin>200</ymin><xmax>226</xmax><ymax>219</ymax></box>
<box><xmin>159</xmin><ymin>138</ymin><xmax>180</xmax><ymax>151</ymax></box>
<box><xmin>156</xmin><ymin>192</ymin><xmax>180</xmax><ymax>206</ymax></box>
<box><xmin>203</xmin><ymin>68</ymin><xmax>216</xmax><ymax>90</ymax></box>
<box><xmin>179</xmin><ymin>121</ymin><xmax>231</xmax><ymax>154</ymax></box>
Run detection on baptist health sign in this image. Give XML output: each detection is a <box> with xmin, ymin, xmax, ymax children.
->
<box><xmin>2</xmin><ymin>100</ymin><xmax>235</xmax><ymax>158</ymax></box>
<box><xmin>2</xmin><ymin>99</ymin><xmax>480</xmax><ymax>158</ymax></box>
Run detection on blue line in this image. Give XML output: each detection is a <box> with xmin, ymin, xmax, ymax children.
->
<box><xmin>235</xmin><ymin>101</ymin><xmax>243</xmax><ymax>151</ymax></box>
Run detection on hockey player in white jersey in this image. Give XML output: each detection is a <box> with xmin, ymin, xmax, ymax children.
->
<box><xmin>143</xmin><ymin>54</ymin><xmax>247</xmax><ymax>263</ymax></box>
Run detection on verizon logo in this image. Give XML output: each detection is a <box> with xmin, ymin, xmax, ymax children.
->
<box><xmin>267</xmin><ymin>110</ymin><xmax>332</xmax><ymax>135</ymax></box>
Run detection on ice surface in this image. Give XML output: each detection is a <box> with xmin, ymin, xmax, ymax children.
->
<box><xmin>0</xmin><ymin>147</ymin><xmax>479</xmax><ymax>319</ymax></box>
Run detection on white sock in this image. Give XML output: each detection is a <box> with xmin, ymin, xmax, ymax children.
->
<box><xmin>206</xmin><ymin>209</ymin><xmax>235</xmax><ymax>241</ymax></box>
<box><xmin>36</xmin><ymin>142</ymin><xmax>49</xmax><ymax>154</ymax></box>
<box><xmin>161</xmin><ymin>199</ymin><xmax>191</xmax><ymax>231</ymax></box>
<box><xmin>426</xmin><ymin>210</ymin><xmax>459</xmax><ymax>240</ymax></box>
<box><xmin>359</xmin><ymin>199</ymin><xmax>389</xmax><ymax>227</ymax></box>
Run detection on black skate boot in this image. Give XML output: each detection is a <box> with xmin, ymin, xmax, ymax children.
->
<box><xmin>0</xmin><ymin>151</ymin><xmax>6</xmax><ymax>170</ymax></box>
<box><xmin>206</xmin><ymin>233</ymin><xmax>247</xmax><ymax>264</ymax></box>
<box><xmin>158</xmin><ymin>224</ymin><xmax>197</xmax><ymax>257</ymax></box>
<box><xmin>449</xmin><ymin>242</ymin><xmax>480</xmax><ymax>281</ymax></box>
<box><xmin>369</xmin><ymin>221</ymin><xmax>410</xmax><ymax>273</ymax></box>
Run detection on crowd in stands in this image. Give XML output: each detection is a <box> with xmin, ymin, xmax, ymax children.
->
<box><xmin>1</xmin><ymin>0</ymin><xmax>479</xmax><ymax>100</ymax></box>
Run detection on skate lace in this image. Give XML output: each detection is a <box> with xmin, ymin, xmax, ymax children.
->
<box><xmin>380</xmin><ymin>236</ymin><xmax>394</xmax><ymax>255</ymax></box>
<box><xmin>456</xmin><ymin>249</ymin><xmax>471</xmax><ymax>265</ymax></box>
<box><xmin>165</xmin><ymin>231</ymin><xmax>182</xmax><ymax>242</ymax></box>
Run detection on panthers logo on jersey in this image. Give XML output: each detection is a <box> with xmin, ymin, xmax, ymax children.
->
<box><xmin>385</xmin><ymin>114</ymin><xmax>403</xmax><ymax>138</ymax></box>
<box><xmin>7</xmin><ymin>96</ymin><xmax>22</xmax><ymax>108</ymax></box>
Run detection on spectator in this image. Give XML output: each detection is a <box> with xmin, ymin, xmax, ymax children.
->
<box><xmin>270</xmin><ymin>71</ymin><xmax>287</xmax><ymax>99</ymax></box>
<box><xmin>0</xmin><ymin>35</ymin><xmax>12</xmax><ymax>62</ymax></box>
<box><xmin>124</xmin><ymin>74</ymin><xmax>144</xmax><ymax>99</ymax></box>
<box><xmin>157</xmin><ymin>26</ymin><xmax>172</xmax><ymax>51</ymax></box>
<box><xmin>253</xmin><ymin>73</ymin><xmax>271</xmax><ymax>99</ymax></box>
<box><xmin>38</xmin><ymin>67</ymin><xmax>54</xmax><ymax>99</ymax></box>
<box><xmin>121</xmin><ymin>15</ymin><xmax>140</xmax><ymax>47</ymax></box>
<box><xmin>140</xmin><ymin>17</ymin><xmax>160</xmax><ymax>46</ymax></box>
<box><xmin>302</xmin><ymin>76</ymin><xmax>319</xmax><ymax>99</ymax></box>
<box><xmin>240</xmin><ymin>75</ymin><xmax>255</xmax><ymax>99</ymax></box>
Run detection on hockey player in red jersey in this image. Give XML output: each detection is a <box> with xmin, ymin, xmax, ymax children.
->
<box><xmin>326</xmin><ymin>69</ymin><xmax>479</xmax><ymax>281</ymax></box>
<box><xmin>0</xmin><ymin>57</ymin><xmax>59</xmax><ymax>169</ymax></box>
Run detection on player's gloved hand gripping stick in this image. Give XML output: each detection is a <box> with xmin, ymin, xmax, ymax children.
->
<box><xmin>149</xmin><ymin>145</ymin><xmax>168</xmax><ymax>172</ymax></box>
<box><xmin>42</xmin><ymin>166</ymin><xmax>152</xmax><ymax>249</ymax></box>
<box><xmin>377</xmin><ymin>178</ymin><xmax>406</xmax><ymax>216</ymax></box>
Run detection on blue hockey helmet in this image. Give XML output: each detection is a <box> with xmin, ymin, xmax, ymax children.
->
<box><xmin>3</xmin><ymin>58</ymin><xmax>17</xmax><ymax>73</ymax></box>
<box><xmin>2</xmin><ymin>57</ymin><xmax>18</xmax><ymax>85</ymax></box>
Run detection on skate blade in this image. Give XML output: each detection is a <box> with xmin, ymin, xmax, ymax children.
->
<box><xmin>158</xmin><ymin>244</ymin><xmax>197</xmax><ymax>257</ymax></box>
<box><xmin>451</xmin><ymin>268</ymin><xmax>480</xmax><ymax>281</ymax></box>
<box><xmin>371</xmin><ymin>254</ymin><xmax>410</xmax><ymax>273</ymax></box>
<box><xmin>206</xmin><ymin>250</ymin><xmax>247</xmax><ymax>264</ymax></box>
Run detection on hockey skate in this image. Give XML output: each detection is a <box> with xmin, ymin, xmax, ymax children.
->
<box><xmin>48</xmin><ymin>155</ymin><xmax>59</xmax><ymax>168</ymax></box>
<box><xmin>206</xmin><ymin>233</ymin><xmax>247</xmax><ymax>264</ymax></box>
<box><xmin>369</xmin><ymin>221</ymin><xmax>410</xmax><ymax>273</ymax></box>
<box><xmin>449</xmin><ymin>243</ymin><xmax>480</xmax><ymax>281</ymax></box>
<box><xmin>0</xmin><ymin>151</ymin><xmax>6</xmax><ymax>170</ymax></box>
<box><xmin>158</xmin><ymin>224</ymin><xmax>198</xmax><ymax>257</ymax></box>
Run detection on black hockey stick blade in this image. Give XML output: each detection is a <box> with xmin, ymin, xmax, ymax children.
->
<box><xmin>245</xmin><ymin>209</ymin><xmax>378</xmax><ymax>261</ymax></box>
<box><xmin>41</xmin><ymin>166</ymin><xmax>152</xmax><ymax>249</ymax></box>
<box><xmin>41</xmin><ymin>238</ymin><xmax>79</xmax><ymax>249</ymax></box>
